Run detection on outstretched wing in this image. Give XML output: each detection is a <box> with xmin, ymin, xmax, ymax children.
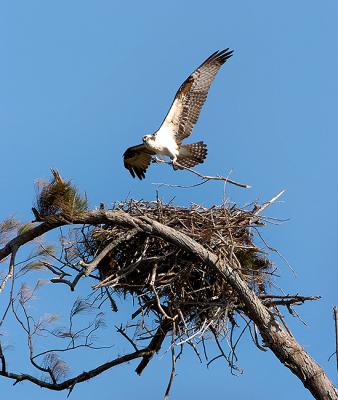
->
<box><xmin>160</xmin><ymin>49</ymin><xmax>233</xmax><ymax>142</ymax></box>
<box><xmin>123</xmin><ymin>144</ymin><xmax>155</xmax><ymax>180</ymax></box>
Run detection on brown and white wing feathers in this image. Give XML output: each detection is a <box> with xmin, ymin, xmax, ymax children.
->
<box><xmin>161</xmin><ymin>49</ymin><xmax>233</xmax><ymax>142</ymax></box>
<box><xmin>123</xmin><ymin>144</ymin><xmax>155</xmax><ymax>180</ymax></box>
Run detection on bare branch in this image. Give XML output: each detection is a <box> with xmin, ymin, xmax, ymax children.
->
<box><xmin>152</xmin><ymin>159</ymin><xmax>251</xmax><ymax>189</ymax></box>
<box><xmin>0</xmin><ymin>246</ymin><xmax>18</xmax><ymax>293</ymax></box>
<box><xmin>135</xmin><ymin>320</ymin><xmax>172</xmax><ymax>375</ymax></box>
<box><xmin>0</xmin><ymin>349</ymin><xmax>151</xmax><ymax>390</ymax></box>
<box><xmin>260</xmin><ymin>294</ymin><xmax>321</xmax><ymax>307</ymax></box>
<box><xmin>164</xmin><ymin>322</ymin><xmax>176</xmax><ymax>400</ymax></box>
<box><xmin>116</xmin><ymin>325</ymin><xmax>139</xmax><ymax>352</ymax></box>
<box><xmin>0</xmin><ymin>342</ymin><xmax>6</xmax><ymax>373</ymax></box>
<box><xmin>50</xmin><ymin>271</ymin><xmax>85</xmax><ymax>291</ymax></box>
<box><xmin>252</xmin><ymin>190</ymin><xmax>286</xmax><ymax>217</ymax></box>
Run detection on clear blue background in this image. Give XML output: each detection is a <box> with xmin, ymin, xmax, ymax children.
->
<box><xmin>0</xmin><ymin>1</ymin><xmax>337</xmax><ymax>399</ymax></box>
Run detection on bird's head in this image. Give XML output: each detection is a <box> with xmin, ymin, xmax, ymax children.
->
<box><xmin>143</xmin><ymin>134</ymin><xmax>154</xmax><ymax>144</ymax></box>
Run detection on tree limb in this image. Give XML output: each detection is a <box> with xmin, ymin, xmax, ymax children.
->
<box><xmin>0</xmin><ymin>246</ymin><xmax>18</xmax><ymax>293</ymax></box>
<box><xmin>0</xmin><ymin>209</ymin><xmax>337</xmax><ymax>398</ymax></box>
<box><xmin>135</xmin><ymin>319</ymin><xmax>172</xmax><ymax>375</ymax></box>
<box><xmin>0</xmin><ymin>349</ymin><xmax>151</xmax><ymax>390</ymax></box>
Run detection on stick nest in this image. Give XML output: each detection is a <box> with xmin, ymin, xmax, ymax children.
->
<box><xmin>78</xmin><ymin>200</ymin><xmax>271</xmax><ymax>335</ymax></box>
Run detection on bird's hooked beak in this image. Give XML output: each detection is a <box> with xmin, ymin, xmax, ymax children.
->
<box><xmin>143</xmin><ymin>135</ymin><xmax>152</xmax><ymax>144</ymax></box>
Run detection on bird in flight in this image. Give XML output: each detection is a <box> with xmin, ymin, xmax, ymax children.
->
<box><xmin>123</xmin><ymin>48</ymin><xmax>233</xmax><ymax>180</ymax></box>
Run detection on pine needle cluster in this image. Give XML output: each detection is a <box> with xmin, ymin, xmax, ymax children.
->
<box><xmin>35</xmin><ymin>169</ymin><xmax>87</xmax><ymax>219</ymax></box>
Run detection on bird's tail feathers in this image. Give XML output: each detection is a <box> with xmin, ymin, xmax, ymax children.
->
<box><xmin>174</xmin><ymin>141</ymin><xmax>208</xmax><ymax>170</ymax></box>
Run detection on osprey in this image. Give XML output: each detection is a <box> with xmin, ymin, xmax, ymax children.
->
<box><xmin>123</xmin><ymin>48</ymin><xmax>233</xmax><ymax>180</ymax></box>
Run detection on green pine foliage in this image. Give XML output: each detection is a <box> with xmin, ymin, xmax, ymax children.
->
<box><xmin>36</xmin><ymin>169</ymin><xmax>88</xmax><ymax>218</ymax></box>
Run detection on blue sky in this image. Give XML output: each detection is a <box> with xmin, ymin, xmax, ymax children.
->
<box><xmin>0</xmin><ymin>1</ymin><xmax>337</xmax><ymax>399</ymax></box>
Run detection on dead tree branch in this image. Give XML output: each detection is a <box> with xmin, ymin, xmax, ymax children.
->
<box><xmin>252</xmin><ymin>190</ymin><xmax>286</xmax><ymax>216</ymax></box>
<box><xmin>0</xmin><ymin>349</ymin><xmax>151</xmax><ymax>390</ymax></box>
<box><xmin>152</xmin><ymin>159</ymin><xmax>251</xmax><ymax>188</ymax></box>
<box><xmin>0</xmin><ymin>246</ymin><xmax>18</xmax><ymax>293</ymax></box>
<box><xmin>260</xmin><ymin>294</ymin><xmax>321</xmax><ymax>307</ymax></box>
<box><xmin>0</xmin><ymin>207</ymin><xmax>337</xmax><ymax>399</ymax></box>
<box><xmin>135</xmin><ymin>319</ymin><xmax>172</xmax><ymax>375</ymax></box>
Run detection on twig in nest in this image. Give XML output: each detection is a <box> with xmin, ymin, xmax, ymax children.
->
<box><xmin>252</xmin><ymin>190</ymin><xmax>286</xmax><ymax>216</ymax></box>
<box><xmin>79</xmin><ymin>228</ymin><xmax>139</xmax><ymax>276</ymax></box>
<box><xmin>152</xmin><ymin>159</ymin><xmax>251</xmax><ymax>189</ymax></box>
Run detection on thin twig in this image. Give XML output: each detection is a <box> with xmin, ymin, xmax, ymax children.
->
<box><xmin>334</xmin><ymin>306</ymin><xmax>338</xmax><ymax>371</ymax></box>
<box><xmin>50</xmin><ymin>271</ymin><xmax>84</xmax><ymax>291</ymax></box>
<box><xmin>152</xmin><ymin>159</ymin><xmax>251</xmax><ymax>189</ymax></box>
<box><xmin>116</xmin><ymin>325</ymin><xmax>139</xmax><ymax>352</ymax></box>
<box><xmin>164</xmin><ymin>322</ymin><xmax>176</xmax><ymax>400</ymax></box>
<box><xmin>252</xmin><ymin>190</ymin><xmax>286</xmax><ymax>216</ymax></box>
<box><xmin>153</xmin><ymin>180</ymin><xmax>210</xmax><ymax>189</ymax></box>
